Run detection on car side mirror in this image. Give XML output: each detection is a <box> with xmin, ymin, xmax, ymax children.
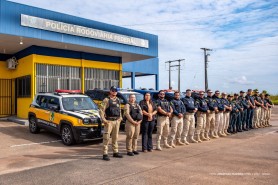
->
<box><xmin>50</xmin><ymin>105</ymin><xmax>60</xmax><ymax>112</ymax></box>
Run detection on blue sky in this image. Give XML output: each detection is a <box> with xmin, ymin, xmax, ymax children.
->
<box><xmin>11</xmin><ymin>0</ymin><xmax>278</xmax><ymax>94</ymax></box>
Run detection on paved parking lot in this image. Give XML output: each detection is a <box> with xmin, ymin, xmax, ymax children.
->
<box><xmin>0</xmin><ymin>108</ymin><xmax>278</xmax><ymax>185</ymax></box>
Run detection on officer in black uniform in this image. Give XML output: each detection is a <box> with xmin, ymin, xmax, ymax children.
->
<box><xmin>233</xmin><ymin>93</ymin><xmax>243</xmax><ymax>132</ymax></box>
<box><xmin>245</xmin><ymin>89</ymin><xmax>256</xmax><ymax>129</ymax></box>
<box><xmin>228</xmin><ymin>95</ymin><xmax>239</xmax><ymax>134</ymax></box>
<box><xmin>238</xmin><ymin>90</ymin><xmax>249</xmax><ymax>131</ymax></box>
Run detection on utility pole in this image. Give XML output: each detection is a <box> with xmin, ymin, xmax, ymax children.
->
<box><xmin>200</xmin><ymin>48</ymin><xmax>212</xmax><ymax>92</ymax></box>
<box><xmin>165</xmin><ymin>59</ymin><xmax>185</xmax><ymax>91</ymax></box>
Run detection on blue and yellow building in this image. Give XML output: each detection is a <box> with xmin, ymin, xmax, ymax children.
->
<box><xmin>0</xmin><ymin>0</ymin><xmax>158</xmax><ymax>118</ymax></box>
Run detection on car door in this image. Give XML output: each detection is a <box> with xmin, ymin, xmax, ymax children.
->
<box><xmin>36</xmin><ymin>95</ymin><xmax>50</xmax><ymax>126</ymax></box>
<box><xmin>47</xmin><ymin>97</ymin><xmax>62</xmax><ymax>133</ymax></box>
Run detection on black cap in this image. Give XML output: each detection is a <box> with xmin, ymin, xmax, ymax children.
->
<box><xmin>227</xmin><ymin>94</ymin><xmax>233</xmax><ymax>98</ymax></box>
<box><xmin>186</xmin><ymin>89</ymin><xmax>191</xmax><ymax>92</ymax></box>
<box><xmin>265</xmin><ymin>94</ymin><xmax>270</xmax><ymax>97</ymax></box>
<box><xmin>247</xmin><ymin>89</ymin><xmax>252</xmax><ymax>92</ymax></box>
<box><xmin>234</xmin><ymin>93</ymin><xmax>239</xmax><ymax>96</ymax></box>
<box><xmin>207</xmin><ymin>89</ymin><xmax>212</xmax><ymax>93</ymax></box>
<box><xmin>215</xmin><ymin>90</ymin><xmax>220</xmax><ymax>94</ymax></box>
<box><xmin>110</xmin><ymin>86</ymin><xmax>118</xmax><ymax>92</ymax></box>
<box><xmin>240</xmin><ymin>90</ymin><xmax>245</xmax><ymax>93</ymax></box>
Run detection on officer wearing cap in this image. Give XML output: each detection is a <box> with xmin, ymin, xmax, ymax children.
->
<box><xmin>181</xmin><ymin>89</ymin><xmax>198</xmax><ymax>144</ymax></box>
<box><xmin>265</xmin><ymin>94</ymin><xmax>274</xmax><ymax>127</ymax></box>
<box><xmin>212</xmin><ymin>90</ymin><xmax>225</xmax><ymax>137</ymax></box>
<box><xmin>100</xmin><ymin>86</ymin><xmax>123</xmax><ymax>161</ymax></box>
<box><xmin>169</xmin><ymin>91</ymin><xmax>186</xmax><ymax>147</ymax></box>
<box><xmin>205</xmin><ymin>89</ymin><xmax>218</xmax><ymax>139</ymax></box>
<box><xmin>253</xmin><ymin>90</ymin><xmax>262</xmax><ymax>128</ymax></box>
<box><xmin>245</xmin><ymin>89</ymin><xmax>256</xmax><ymax>129</ymax></box>
<box><xmin>195</xmin><ymin>91</ymin><xmax>210</xmax><ymax>142</ymax></box>
<box><xmin>233</xmin><ymin>93</ymin><xmax>243</xmax><ymax>132</ymax></box>
<box><xmin>259</xmin><ymin>93</ymin><xmax>267</xmax><ymax>128</ymax></box>
<box><xmin>221</xmin><ymin>92</ymin><xmax>232</xmax><ymax>135</ymax></box>
<box><xmin>238</xmin><ymin>90</ymin><xmax>249</xmax><ymax>131</ymax></box>
<box><xmin>124</xmin><ymin>94</ymin><xmax>143</xmax><ymax>156</ymax></box>
<box><xmin>156</xmin><ymin>90</ymin><xmax>173</xmax><ymax>150</ymax></box>
<box><xmin>229</xmin><ymin>94</ymin><xmax>239</xmax><ymax>134</ymax></box>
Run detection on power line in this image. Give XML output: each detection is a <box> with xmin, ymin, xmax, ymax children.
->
<box><xmin>165</xmin><ymin>59</ymin><xmax>185</xmax><ymax>91</ymax></box>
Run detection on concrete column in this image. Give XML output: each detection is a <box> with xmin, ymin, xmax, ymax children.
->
<box><xmin>155</xmin><ymin>74</ymin><xmax>159</xmax><ymax>90</ymax></box>
<box><xmin>131</xmin><ymin>72</ymin><xmax>135</xmax><ymax>89</ymax></box>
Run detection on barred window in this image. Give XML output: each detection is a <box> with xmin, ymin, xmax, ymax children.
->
<box><xmin>36</xmin><ymin>64</ymin><xmax>81</xmax><ymax>93</ymax></box>
<box><xmin>17</xmin><ymin>75</ymin><xmax>31</xmax><ymax>97</ymax></box>
<box><xmin>85</xmin><ymin>68</ymin><xmax>120</xmax><ymax>90</ymax></box>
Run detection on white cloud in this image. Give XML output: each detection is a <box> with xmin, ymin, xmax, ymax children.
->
<box><xmin>229</xmin><ymin>76</ymin><xmax>255</xmax><ymax>85</ymax></box>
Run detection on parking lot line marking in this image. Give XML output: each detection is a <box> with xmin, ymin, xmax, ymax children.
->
<box><xmin>10</xmin><ymin>140</ymin><xmax>62</xmax><ymax>148</ymax></box>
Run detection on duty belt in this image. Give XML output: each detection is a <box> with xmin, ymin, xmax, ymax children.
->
<box><xmin>106</xmin><ymin>117</ymin><xmax>120</xmax><ymax>121</ymax></box>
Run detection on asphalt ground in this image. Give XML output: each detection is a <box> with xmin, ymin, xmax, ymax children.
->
<box><xmin>0</xmin><ymin>108</ymin><xmax>277</xmax><ymax>185</ymax></box>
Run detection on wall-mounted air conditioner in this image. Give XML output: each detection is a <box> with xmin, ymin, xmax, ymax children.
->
<box><xmin>6</xmin><ymin>57</ymin><xmax>18</xmax><ymax>69</ymax></box>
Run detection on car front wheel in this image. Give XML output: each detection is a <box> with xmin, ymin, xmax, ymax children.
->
<box><xmin>29</xmin><ymin>116</ymin><xmax>40</xmax><ymax>134</ymax></box>
<box><xmin>61</xmin><ymin>125</ymin><xmax>75</xmax><ymax>146</ymax></box>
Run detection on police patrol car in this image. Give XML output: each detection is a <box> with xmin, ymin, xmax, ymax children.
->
<box><xmin>28</xmin><ymin>90</ymin><xmax>103</xmax><ymax>145</ymax></box>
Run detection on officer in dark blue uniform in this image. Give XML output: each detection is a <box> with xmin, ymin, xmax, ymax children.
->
<box><xmin>181</xmin><ymin>89</ymin><xmax>198</xmax><ymax>143</ymax></box>
<box><xmin>195</xmin><ymin>91</ymin><xmax>210</xmax><ymax>142</ymax></box>
<box><xmin>245</xmin><ymin>89</ymin><xmax>256</xmax><ymax>129</ymax></box>
<box><xmin>205</xmin><ymin>89</ymin><xmax>218</xmax><ymax>139</ymax></box>
<box><xmin>212</xmin><ymin>90</ymin><xmax>225</xmax><ymax>137</ymax></box>
<box><xmin>169</xmin><ymin>92</ymin><xmax>186</xmax><ymax>147</ymax></box>
<box><xmin>238</xmin><ymin>90</ymin><xmax>249</xmax><ymax>131</ymax></box>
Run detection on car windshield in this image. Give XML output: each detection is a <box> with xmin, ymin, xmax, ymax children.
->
<box><xmin>62</xmin><ymin>97</ymin><xmax>98</xmax><ymax>111</ymax></box>
<box><xmin>121</xmin><ymin>93</ymin><xmax>144</xmax><ymax>103</ymax></box>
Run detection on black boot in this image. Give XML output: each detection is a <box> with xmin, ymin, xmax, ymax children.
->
<box><xmin>127</xmin><ymin>152</ymin><xmax>134</xmax><ymax>156</ymax></box>
<box><xmin>113</xmin><ymin>153</ymin><xmax>123</xmax><ymax>158</ymax></box>
<box><xmin>103</xmin><ymin>155</ymin><xmax>110</xmax><ymax>161</ymax></box>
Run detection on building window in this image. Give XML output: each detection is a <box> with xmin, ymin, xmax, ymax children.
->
<box><xmin>17</xmin><ymin>75</ymin><xmax>31</xmax><ymax>97</ymax></box>
<box><xmin>85</xmin><ymin>68</ymin><xmax>120</xmax><ymax>90</ymax></box>
<box><xmin>36</xmin><ymin>64</ymin><xmax>81</xmax><ymax>93</ymax></box>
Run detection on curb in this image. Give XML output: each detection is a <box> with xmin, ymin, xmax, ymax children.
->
<box><xmin>0</xmin><ymin>117</ymin><xmax>28</xmax><ymax>126</ymax></box>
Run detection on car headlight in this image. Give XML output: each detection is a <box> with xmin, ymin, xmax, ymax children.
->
<box><xmin>83</xmin><ymin>118</ymin><xmax>90</xmax><ymax>124</ymax></box>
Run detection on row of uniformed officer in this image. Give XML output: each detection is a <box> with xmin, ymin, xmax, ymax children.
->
<box><xmin>100</xmin><ymin>87</ymin><xmax>274</xmax><ymax>161</ymax></box>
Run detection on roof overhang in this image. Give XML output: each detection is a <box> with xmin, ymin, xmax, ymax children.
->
<box><xmin>0</xmin><ymin>34</ymin><xmax>152</xmax><ymax>63</ymax></box>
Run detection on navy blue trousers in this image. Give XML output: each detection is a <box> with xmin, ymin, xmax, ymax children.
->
<box><xmin>241</xmin><ymin>109</ymin><xmax>247</xmax><ymax>129</ymax></box>
<box><xmin>246</xmin><ymin>108</ymin><xmax>254</xmax><ymax>129</ymax></box>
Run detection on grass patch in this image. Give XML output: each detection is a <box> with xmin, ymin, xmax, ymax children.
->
<box><xmin>270</xmin><ymin>95</ymin><xmax>278</xmax><ymax>105</ymax></box>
